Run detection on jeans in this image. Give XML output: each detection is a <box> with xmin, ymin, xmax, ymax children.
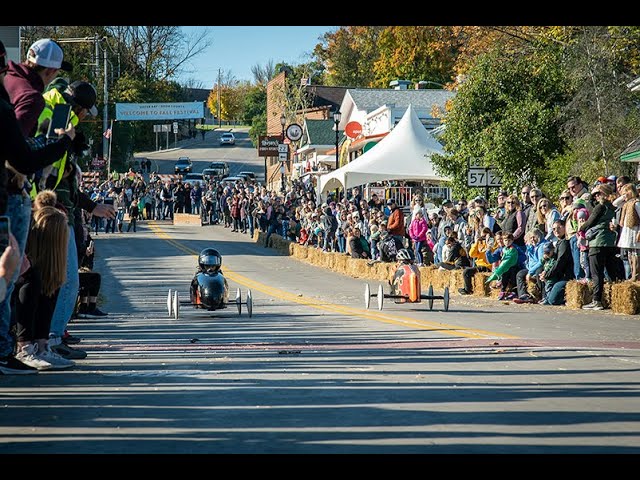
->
<box><xmin>192</xmin><ymin>200</ymin><xmax>201</xmax><ymax>215</ymax></box>
<box><xmin>413</xmin><ymin>240</ymin><xmax>424</xmax><ymax>265</ymax></box>
<box><xmin>570</xmin><ymin>235</ymin><xmax>584</xmax><ymax>280</ymax></box>
<box><xmin>0</xmin><ymin>194</ymin><xmax>32</xmax><ymax>357</ymax></box>
<box><xmin>546</xmin><ymin>280</ymin><xmax>568</xmax><ymax>305</ymax></box>
<box><xmin>49</xmin><ymin>225</ymin><xmax>79</xmax><ymax>338</ymax></box>
<box><xmin>337</xmin><ymin>233</ymin><xmax>346</xmax><ymax>253</ymax></box>
<box><xmin>435</xmin><ymin>235</ymin><xmax>446</xmax><ymax>264</ymax></box>
<box><xmin>265</xmin><ymin>223</ymin><xmax>278</xmax><ymax>246</ymax></box>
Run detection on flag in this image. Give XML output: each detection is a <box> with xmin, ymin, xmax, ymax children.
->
<box><xmin>103</xmin><ymin>128</ymin><xmax>112</xmax><ymax>139</ymax></box>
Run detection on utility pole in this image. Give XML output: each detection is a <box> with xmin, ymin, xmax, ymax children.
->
<box><xmin>217</xmin><ymin>68</ymin><xmax>221</xmax><ymax>128</ymax></box>
<box><xmin>102</xmin><ymin>38</ymin><xmax>109</xmax><ymax>166</ymax></box>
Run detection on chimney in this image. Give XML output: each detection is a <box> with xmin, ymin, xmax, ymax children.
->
<box><xmin>389</xmin><ymin>79</ymin><xmax>411</xmax><ymax>90</ymax></box>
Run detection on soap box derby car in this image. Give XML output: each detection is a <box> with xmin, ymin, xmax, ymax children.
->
<box><xmin>167</xmin><ymin>248</ymin><xmax>252</xmax><ymax>319</ymax></box>
<box><xmin>364</xmin><ymin>249</ymin><xmax>450</xmax><ymax>311</ymax></box>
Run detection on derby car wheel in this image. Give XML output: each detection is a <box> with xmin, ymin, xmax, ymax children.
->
<box><xmin>173</xmin><ymin>291</ymin><xmax>180</xmax><ymax>320</ymax></box>
<box><xmin>167</xmin><ymin>289</ymin><xmax>173</xmax><ymax>317</ymax></box>
<box><xmin>236</xmin><ymin>288</ymin><xmax>242</xmax><ymax>315</ymax></box>
<box><xmin>443</xmin><ymin>287</ymin><xmax>450</xmax><ymax>312</ymax></box>
<box><xmin>428</xmin><ymin>285</ymin><xmax>434</xmax><ymax>310</ymax></box>
<box><xmin>364</xmin><ymin>284</ymin><xmax>371</xmax><ymax>310</ymax></box>
<box><xmin>377</xmin><ymin>284</ymin><xmax>384</xmax><ymax>311</ymax></box>
<box><xmin>246</xmin><ymin>289</ymin><xmax>253</xmax><ymax>318</ymax></box>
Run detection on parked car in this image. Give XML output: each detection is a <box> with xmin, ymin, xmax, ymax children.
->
<box><xmin>174</xmin><ymin>157</ymin><xmax>192</xmax><ymax>174</ymax></box>
<box><xmin>219</xmin><ymin>132</ymin><xmax>235</xmax><ymax>146</ymax></box>
<box><xmin>202</xmin><ymin>168</ymin><xmax>221</xmax><ymax>181</ymax></box>
<box><xmin>208</xmin><ymin>161</ymin><xmax>230</xmax><ymax>178</ymax></box>
<box><xmin>183</xmin><ymin>172</ymin><xmax>204</xmax><ymax>185</ymax></box>
<box><xmin>238</xmin><ymin>171</ymin><xmax>257</xmax><ymax>182</ymax></box>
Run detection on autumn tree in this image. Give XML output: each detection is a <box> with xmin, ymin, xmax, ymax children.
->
<box><xmin>372</xmin><ymin>26</ymin><xmax>461</xmax><ymax>88</ymax></box>
<box><xmin>313</xmin><ymin>26</ymin><xmax>384</xmax><ymax>87</ymax></box>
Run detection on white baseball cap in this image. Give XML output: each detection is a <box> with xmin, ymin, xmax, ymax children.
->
<box><xmin>26</xmin><ymin>39</ymin><xmax>72</xmax><ymax>71</ymax></box>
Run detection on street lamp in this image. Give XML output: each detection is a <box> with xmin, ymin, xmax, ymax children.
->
<box><xmin>333</xmin><ymin>110</ymin><xmax>341</xmax><ymax>171</ymax></box>
<box><xmin>280</xmin><ymin>113</ymin><xmax>286</xmax><ymax>140</ymax></box>
<box><xmin>280</xmin><ymin>113</ymin><xmax>287</xmax><ymax>193</ymax></box>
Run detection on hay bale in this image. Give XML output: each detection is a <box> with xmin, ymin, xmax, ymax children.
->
<box><xmin>333</xmin><ymin>254</ymin><xmax>349</xmax><ymax>274</ymax></box>
<box><xmin>611</xmin><ymin>281</ymin><xmax>640</xmax><ymax>315</ymax></box>
<box><xmin>602</xmin><ymin>282</ymin><xmax>614</xmax><ymax>309</ymax></box>
<box><xmin>448</xmin><ymin>269</ymin><xmax>465</xmax><ymax>291</ymax></box>
<box><xmin>346</xmin><ymin>258</ymin><xmax>365</xmax><ymax>277</ymax></box>
<box><xmin>420</xmin><ymin>266</ymin><xmax>437</xmax><ymax>291</ymax></box>
<box><xmin>378</xmin><ymin>263</ymin><xmax>395</xmax><ymax>282</ymax></box>
<box><xmin>565</xmin><ymin>280</ymin><xmax>591</xmax><ymax>309</ymax></box>
<box><xmin>473</xmin><ymin>272</ymin><xmax>492</xmax><ymax>297</ymax></box>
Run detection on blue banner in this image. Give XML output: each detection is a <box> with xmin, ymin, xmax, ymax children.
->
<box><xmin>116</xmin><ymin>102</ymin><xmax>205</xmax><ymax>121</ymax></box>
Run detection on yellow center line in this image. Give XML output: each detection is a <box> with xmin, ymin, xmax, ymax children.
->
<box><xmin>148</xmin><ymin>223</ymin><xmax>519</xmax><ymax>340</ymax></box>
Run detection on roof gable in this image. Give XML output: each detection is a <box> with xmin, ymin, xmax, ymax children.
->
<box><xmin>347</xmin><ymin>88</ymin><xmax>455</xmax><ymax>115</ymax></box>
<box><xmin>304</xmin><ymin>119</ymin><xmax>336</xmax><ymax>146</ymax></box>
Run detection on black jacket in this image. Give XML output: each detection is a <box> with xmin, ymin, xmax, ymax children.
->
<box><xmin>0</xmin><ymin>84</ymin><xmax>72</xmax><ymax>212</ymax></box>
<box><xmin>545</xmin><ymin>237</ymin><xmax>574</xmax><ymax>282</ymax></box>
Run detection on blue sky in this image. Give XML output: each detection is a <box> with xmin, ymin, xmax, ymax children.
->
<box><xmin>178</xmin><ymin>26</ymin><xmax>336</xmax><ymax>88</ymax></box>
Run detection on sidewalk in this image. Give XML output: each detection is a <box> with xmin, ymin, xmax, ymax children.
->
<box><xmin>135</xmin><ymin>127</ymin><xmax>234</xmax><ymax>157</ymax></box>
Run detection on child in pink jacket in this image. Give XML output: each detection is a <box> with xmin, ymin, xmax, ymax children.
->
<box><xmin>409</xmin><ymin>211</ymin><xmax>429</xmax><ymax>266</ymax></box>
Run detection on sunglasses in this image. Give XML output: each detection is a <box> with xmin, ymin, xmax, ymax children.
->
<box><xmin>506</xmin><ymin>201</ymin><xmax>515</xmax><ymax>204</ymax></box>
<box><xmin>560</xmin><ymin>196</ymin><xmax>571</xmax><ymax>200</ymax></box>
<box><xmin>521</xmin><ymin>191</ymin><xmax>530</xmax><ymax>195</ymax></box>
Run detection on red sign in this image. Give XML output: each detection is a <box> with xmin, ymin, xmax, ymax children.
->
<box><xmin>345</xmin><ymin>121</ymin><xmax>362</xmax><ymax>139</ymax></box>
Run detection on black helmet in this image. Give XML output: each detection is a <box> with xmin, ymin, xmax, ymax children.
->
<box><xmin>198</xmin><ymin>248</ymin><xmax>222</xmax><ymax>272</ymax></box>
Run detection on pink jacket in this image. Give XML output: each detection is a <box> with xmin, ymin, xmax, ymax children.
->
<box><xmin>409</xmin><ymin>217</ymin><xmax>428</xmax><ymax>242</ymax></box>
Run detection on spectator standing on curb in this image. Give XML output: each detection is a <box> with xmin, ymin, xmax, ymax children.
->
<box><xmin>386</xmin><ymin>198</ymin><xmax>405</xmax><ymax>247</ymax></box>
<box><xmin>579</xmin><ymin>183</ymin><xmax>624</xmax><ymax>310</ymax></box>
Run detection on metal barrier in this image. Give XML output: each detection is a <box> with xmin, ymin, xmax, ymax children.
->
<box><xmin>363</xmin><ymin>185</ymin><xmax>451</xmax><ymax>208</ymax></box>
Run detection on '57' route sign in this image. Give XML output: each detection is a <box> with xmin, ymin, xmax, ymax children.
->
<box><xmin>467</xmin><ymin>167</ymin><xmax>502</xmax><ymax>187</ymax></box>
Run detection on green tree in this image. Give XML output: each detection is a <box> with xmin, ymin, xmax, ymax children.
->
<box><xmin>433</xmin><ymin>45</ymin><xmax>568</xmax><ymax>198</ymax></box>
<box><xmin>561</xmin><ymin>26</ymin><xmax>640</xmax><ymax>179</ymax></box>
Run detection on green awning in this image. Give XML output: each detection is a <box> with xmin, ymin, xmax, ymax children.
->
<box><xmin>620</xmin><ymin>136</ymin><xmax>640</xmax><ymax>162</ymax></box>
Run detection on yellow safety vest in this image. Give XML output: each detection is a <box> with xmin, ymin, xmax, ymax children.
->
<box><xmin>35</xmin><ymin>89</ymin><xmax>79</xmax><ymax>193</ymax></box>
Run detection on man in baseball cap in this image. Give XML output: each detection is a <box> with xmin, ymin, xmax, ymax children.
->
<box><xmin>4</xmin><ymin>38</ymin><xmax>73</xmax><ymax>137</ymax></box>
<box><xmin>63</xmin><ymin>81</ymin><xmax>98</xmax><ymax>117</ymax></box>
<box><xmin>26</xmin><ymin>39</ymin><xmax>73</xmax><ymax>72</ymax></box>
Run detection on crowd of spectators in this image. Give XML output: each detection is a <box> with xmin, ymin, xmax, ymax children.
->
<box><xmin>1</xmin><ymin>38</ymin><xmax>114</xmax><ymax>375</ymax></box>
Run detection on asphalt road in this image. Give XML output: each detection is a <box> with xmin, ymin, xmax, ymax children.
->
<box><xmin>136</xmin><ymin>127</ymin><xmax>265</xmax><ymax>181</ymax></box>
<box><xmin>2</xmin><ymin>134</ymin><xmax>639</xmax><ymax>456</ymax></box>
<box><xmin>1</xmin><ymin>219</ymin><xmax>639</xmax><ymax>455</ymax></box>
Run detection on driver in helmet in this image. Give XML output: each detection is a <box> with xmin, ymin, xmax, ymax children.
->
<box><xmin>396</xmin><ymin>248</ymin><xmax>414</xmax><ymax>265</ymax></box>
<box><xmin>197</xmin><ymin>248</ymin><xmax>223</xmax><ymax>274</ymax></box>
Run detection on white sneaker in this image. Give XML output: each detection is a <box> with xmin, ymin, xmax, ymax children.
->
<box><xmin>15</xmin><ymin>343</ymin><xmax>52</xmax><ymax>371</ymax></box>
<box><xmin>37</xmin><ymin>345</ymin><xmax>75</xmax><ymax>369</ymax></box>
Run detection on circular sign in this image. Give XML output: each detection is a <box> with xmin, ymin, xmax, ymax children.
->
<box><xmin>286</xmin><ymin>123</ymin><xmax>303</xmax><ymax>142</ymax></box>
<box><xmin>345</xmin><ymin>121</ymin><xmax>362</xmax><ymax>139</ymax></box>
<box><xmin>362</xmin><ymin>141</ymin><xmax>377</xmax><ymax>153</ymax></box>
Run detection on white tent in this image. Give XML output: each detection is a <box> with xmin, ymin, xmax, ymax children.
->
<box><xmin>318</xmin><ymin>104</ymin><xmax>448</xmax><ymax>196</ymax></box>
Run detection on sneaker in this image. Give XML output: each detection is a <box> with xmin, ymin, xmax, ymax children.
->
<box><xmin>50</xmin><ymin>342</ymin><xmax>87</xmax><ymax>360</ymax></box>
<box><xmin>497</xmin><ymin>291</ymin><xmax>507</xmax><ymax>301</ymax></box>
<box><xmin>63</xmin><ymin>331</ymin><xmax>82</xmax><ymax>345</ymax></box>
<box><xmin>0</xmin><ymin>354</ymin><xmax>38</xmax><ymax>375</ymax></box>
<box><xmin>458</xmin><ymin>288</ymin><xmax>470</xmax><ymax>295</ymax></box>
<box><xmin>582</xmin><ymin>301</ymin><xmax>604</xmax><ymax>311</ymax></box>
<box><xmin>505</xmin><ymin>292</ymin><xmax>517</xmax><ymax>300</ymax></box>
<box><xmin>15</xmin><ymin>343</ymin><xmax>52</xmax><ymax>371</ymax></box>
<box><xmin>81</xmin><ymin>307</ymin><xmax>108</xmax><ymax>318</ymax></box>
<box><xmin>513</xmin><ymin>295</ymin><xmax>533</xmax><ymax>304</ymax></box>
<box><xmin>37</xmin><ymin>346</ymin><xmax>75</xmax><ymax>369</ymax></box>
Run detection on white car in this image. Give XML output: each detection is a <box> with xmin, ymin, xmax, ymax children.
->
<box><xmin>220</xmin><ymin>132</ymin><xmax>235</xmax><ymax>146</ymax></box>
